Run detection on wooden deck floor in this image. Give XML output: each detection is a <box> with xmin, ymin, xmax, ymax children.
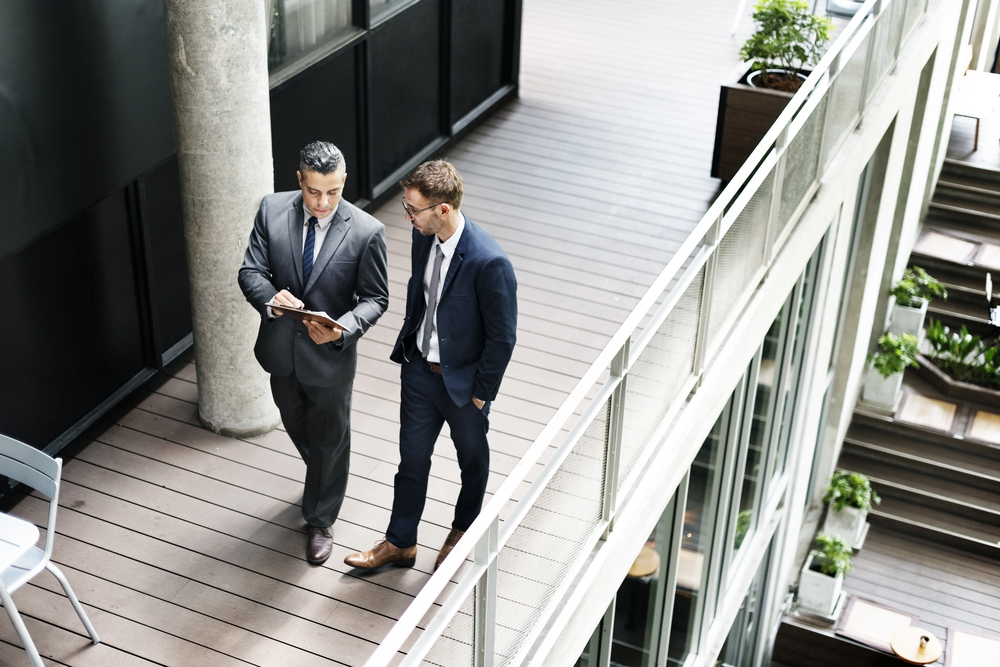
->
<box><xmin>0</xmin><ymin>1</ymin><xmax>758</xmax><ymax>665</ymax></box>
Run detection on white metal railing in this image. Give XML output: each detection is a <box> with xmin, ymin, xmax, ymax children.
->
<box><xmin>364</xmin><ymin>0</ymin><xmax>925</xmax><ymax>665</ymax></box>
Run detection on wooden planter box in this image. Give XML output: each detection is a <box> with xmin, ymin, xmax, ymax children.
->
<box><xmin>915</xmin><ymin>353</ymin><xmax>1000</xmax><ymax>408</ymax></box>
<box><xmin>711</xmin><ymin>65</ymin><xmax>799</xmax><ymax>181</ymax></box>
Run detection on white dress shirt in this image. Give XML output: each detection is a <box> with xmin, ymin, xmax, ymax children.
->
<box><xmin>417</xmin><ymin>213</ymin><xmax>466</xmax><ymax>363</ymax></box>
<box><xmin>267</xmin><ymin>203</ymin><xmax>338</xmax><ymax>318</ymax></box>
<box><xmin>302</xmin><ymin>203</ymin><xmax>338</xmax><ymax>263</ymax></box>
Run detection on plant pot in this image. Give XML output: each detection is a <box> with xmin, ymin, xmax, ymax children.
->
<box><xmin>822</xmin><ymin>505</ymin><xmax>868</xmax><ymax>549</ymax></box>
<box><xmin>711</xmin><ymin>64</ymin><xmax>810</xmax><ymax>181</ymax></box>
<box><xmin>745</xmin><ymin>69</ymin><xmax>808</xmax><ymax>90</ymax></box>
<box><xmin>798</xmin><ymin>552</ymin><xmax>844</xmax><ymax>616</ymax></box>
<box><xmin>861</xmin><ymin>365</ymin><xmax>903</xmax><ymax>410</ymax></box>
<box><xmin>888</xmin><ymin>299</ymin><xmax>928</xmax><ymax>339</ymax></box>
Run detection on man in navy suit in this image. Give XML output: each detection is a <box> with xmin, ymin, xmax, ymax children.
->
<box><xmin>346</xmin><ymin>160</ymin><xmax>517</xmax><ymax>571</ymax></box>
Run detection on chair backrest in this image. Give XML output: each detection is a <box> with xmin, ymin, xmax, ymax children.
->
<box><xmin>0</xmin><ymin>434</ymin><xmax>59</xmax><ymax>500</ymax></box>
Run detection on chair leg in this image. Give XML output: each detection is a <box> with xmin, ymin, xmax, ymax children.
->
<box><xmin>0</xmin><ymin>582</ymin><xmax>44</xmax><ymax>667</ymax></box>
<box><xmin>46</xmin><ymin>564</ymin><xmax>99</xmax><ymax>644</ymax></box>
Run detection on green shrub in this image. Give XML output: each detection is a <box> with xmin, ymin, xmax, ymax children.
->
<box><xmin>925</xmin><ymin>319</ymin><xmax>1000</xmax><ymax>389</ymax></box>
<box><xmin>813</xmin><ymin>533</ymin><xmax>852</xmax><ymax>577</ymax></box>
<box><xmin>823</xmin><ymin>471</ymin><xmax>881</xmax><ymax>512</ymax></box>
<box><xmin>740</xmin><ymin>0</ymin><xmax>833</xmax><ymax>88</ymax></box>
<box><xmin>890</xmin><ymin>266</ymin><xmax>947</xmax><ymax>308</ymax></box>
<box><xmin>868</xmin><ymin>333</ymin><xmax>919</xmax><ymax>379</ymax></box>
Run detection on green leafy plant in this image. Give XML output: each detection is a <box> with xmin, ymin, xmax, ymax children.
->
<box><xmin>867</xmin><ymin>332</ymin><xmax>919</xmax><ymax>379</ymax></box>
<box><xmin>734</xmin><ymin>509</ymin><xmax>753</xmax><ymax>549</ymax></box>
<box><xmin>740</xmin><ymin>0</ymin><xmax>833</xmax><ymax>89</ymax></box>
<box><xmin>890</xmin><ymin>266</ymin><xmax>948</xmax><ymax>308</ymax></box>
<box><xmin>823</xmin><ymin>471</ymin><xmax>881</xmax><ymax>512</ymax></box>
<box><xmin>813</xmin><ymin>533</ymin><xmax>853</xmax><ymax>577</ymax></box>
<box><xmin>925</xmin><ymin>319</ymin><xmax>1000</xmax><ymax>389</ymax></box>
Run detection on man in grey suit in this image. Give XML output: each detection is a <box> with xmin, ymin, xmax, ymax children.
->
<box><xmin>239</xmin><ymin>141</ymin><xmax>389</xmax><ymax>565</ymax></box>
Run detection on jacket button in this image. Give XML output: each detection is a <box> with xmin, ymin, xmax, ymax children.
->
<box><xmin>296</xmin><ymin>332</ymin><xmax>303</xmax><ymax>338</ymax></box>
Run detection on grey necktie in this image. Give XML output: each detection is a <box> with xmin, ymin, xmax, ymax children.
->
<box><xmin>421</xmin><ymin>245</ymin><xmax>445</xmax><ymax>358</ymax></box>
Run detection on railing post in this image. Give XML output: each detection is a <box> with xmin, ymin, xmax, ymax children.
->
<box><xmin>601</xmin><ymin>339</ymin><xmax>629</xmax><ymax>538</ymax></box>
<box><xmin>692</xmin><ymin>214</ymin><xmax>721</xmax><ymax>384</ymax></box>
<box><xmin>474</xmin><ymin>517</ymin><xmax>499</xmax><ymax>667</ymax></box>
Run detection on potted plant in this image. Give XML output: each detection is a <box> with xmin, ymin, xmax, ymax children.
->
<box><xmin>822</xmin><ymin>471</ymin><xmax>881</xmax><ymax>548</ymax></box>
<box><xmin>798</xmin><ymin>533</ymin><xmax>852</xmax><ymax>615</ymax></box>
<box><xmin>888</xmin><ymin>267</ymin><xmax>947</xmax><ymax>338</ymax></box>
<box><xmin>862</xmin><ymin>332</ymin><xmax>919</xmax><ymax>409</ymax></box>
<box><xmin>711</xmin><ymin>0</ymin><xmax>833</xmax><ymax>180</ymax></box>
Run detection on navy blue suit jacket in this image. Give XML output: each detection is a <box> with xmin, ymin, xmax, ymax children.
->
<box><xmin>390</xmin><ymin>217</ymin><xmax>517</xmax><ymax>407</ymax></box>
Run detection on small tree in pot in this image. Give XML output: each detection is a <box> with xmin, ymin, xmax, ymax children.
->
<box><xmin>740</xmin><ymin>0</ymin><xmax>833</xmax><ymax>92</ymax></box>
<box><xmin>822</xmin><ymin>471</ymin><xmax>881</xmax><ymax>548</ymax></box>
<box><xmin>888</xmin><ymin>267</ymin><xmax>947</xmax><ymax>338</ymax></box>
<box><xmin>863</xmin><ymin>332</ymin><xmax>919</xmax><ymax>409</ymax></box>
<box><xmin>799</xmin><ymin>533</ymin><xmax>852</xmax><ymax>615</ymax></box>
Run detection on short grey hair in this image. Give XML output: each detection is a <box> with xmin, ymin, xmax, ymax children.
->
<box><xmin>299</xmin><ymin>141</ymin><xmax>345</xmax><ymax>175</ymax></box>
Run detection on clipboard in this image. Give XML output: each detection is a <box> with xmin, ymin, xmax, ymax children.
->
<box><xmin>266</xmin><ymin>301</ymin><xmax>353</xmax><ymax>331</ymax></box>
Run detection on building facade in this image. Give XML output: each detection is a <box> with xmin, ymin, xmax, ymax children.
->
<box><xmin>363</xmin><ymin>0</ymin><xmax>999</xmax><ymax>665</ymax></box>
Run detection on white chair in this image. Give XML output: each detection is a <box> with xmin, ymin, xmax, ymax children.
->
<box><xmin>0</xmin><ymin>434</ymin><xmax>99</xmax><ymax>666</ymax></box>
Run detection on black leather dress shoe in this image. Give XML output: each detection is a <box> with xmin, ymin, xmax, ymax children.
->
<box><xmin>307</xmin><ymin>525</ymin><xmax>334</xmax><ymax>565</ymax></box>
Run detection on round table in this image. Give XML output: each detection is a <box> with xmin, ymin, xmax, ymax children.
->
<box><xmin>890</xmin><ymin>627</ymin><xmax>942</xmax><ymax>665</ymax></box>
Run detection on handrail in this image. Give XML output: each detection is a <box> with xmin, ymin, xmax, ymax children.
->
<box><xmin>364</xmin><ymin>0</ymin><xmax>906</xmax><ymax>664</ymax></box>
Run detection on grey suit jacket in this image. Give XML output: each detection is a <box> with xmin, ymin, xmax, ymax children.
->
<box><xmin>238</xmin><ymin>192</ymin><xmax>389</xmax><ymax>388</ymax></box>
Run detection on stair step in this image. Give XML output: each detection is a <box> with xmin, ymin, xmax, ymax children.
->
<box><xmin>936</xmin><ymin>177</ymin><xmax>1000</xmax><ymax>202</ymax></box>
<box><xmin>927</xmin><ymin>300</ymin><xmax>994</xmax><ymax>336</ymax></box>
<box><xmin>845</xmin><ymin>421</ymin><xmax>1000</xmax><ymax>485</ymax></box>
<box><xmin>930</xmin><ymin>193</ymin><xmax>1000</xmax><ymax>219</ymax></box>
<box><xmin>837</xmin><ymin>452</ymin><xmax>1000</xmax><ymax>514</ymax></box>
<box><xmin>837</xmin><ymin>453</ymin><xmax>1000</xmax><ymax>528</ymax></box>
<box><xmin>941</xmin><ymin>157</ymin><xmax>1000</xmax><ymax>184</ymax></box>
<box><xmin>869</xmin><ymin>496</ymin><xmax>1000</xmax><ymax>559</ymax></box>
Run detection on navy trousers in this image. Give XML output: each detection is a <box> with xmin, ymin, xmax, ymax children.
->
<box><xmin>386</xmin><ymin>358</ymin><xmax>491</xmax><ymax>549</ymax></box>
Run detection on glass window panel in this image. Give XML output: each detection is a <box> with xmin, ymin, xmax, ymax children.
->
<box><xmin>268</xmin><ymin>0</ymin><xmax>353</xmax><ymax>72</ymax></box>
<box><xmin>666</xmin><ymin>410</ymin><xmax>729</xmax><ymax>666</ymax></box>
<box><xmin>772</xmin><ymin>246</ymin><xmax>822</xmax><ymax>484</ymax></box>
<box><xmin>732</xmin><ymin>304</ymin><xmax>789</xmax><ymax>557</ymax></box>
<box><xmin>716</xmin><ymin>539</ymin><xmax>774</xmax><ymax>667</ymax></box>
<box><xmin>575</xmin><ymin>622</ymin><xmax>602</xmax><ymax>667</ymax></box>
<box><xmin>370</xmin><ymin>0</ymin><xmax>410</xmax><ymax>22</ymax></box>
<box><xmin>611</xmin><ymin>494</ymin><xmax>678</xmax><ymax>667</ymax></box>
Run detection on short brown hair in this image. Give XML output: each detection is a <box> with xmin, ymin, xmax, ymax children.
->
<box><xmin>400</xmin><ymin>160</ymin><xmax>464</xmax><ymax>209</ymax></box>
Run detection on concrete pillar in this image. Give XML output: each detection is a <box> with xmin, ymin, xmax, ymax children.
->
<box><xmin>161</xmin><ymin>1</ymin><xmax>280</xmax><ymax>436</ymax></box>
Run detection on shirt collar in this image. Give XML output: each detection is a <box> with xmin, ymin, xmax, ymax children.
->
<box><xmin>434</xmin><ymin>212</ymin><xmax>466</xmax><ymax>259</ymax></box>
<box><xmin>305</xmin><ymin>201</ymin><xmax>338</xmax><ymax>230</ymax></box>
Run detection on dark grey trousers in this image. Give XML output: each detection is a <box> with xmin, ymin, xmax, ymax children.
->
<box><xmin>270</xmin><ymin>373</ymin><xmax>352</xmax><ymax>528</ymax></box>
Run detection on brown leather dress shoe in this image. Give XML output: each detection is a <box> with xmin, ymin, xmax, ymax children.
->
<box><xmin>435</xmin><ymin>529</ymin><xmax>465</xmax><ymax>571</ymax></box>
<box><xmin>307</xmin><ymin>525</ymin><xmax>334</xmax><ymax>565</ymax></box>
<box><xmin>344</xmin><ymin>540</ymin><xmax>417</xmax><ymax>570</ymax></box>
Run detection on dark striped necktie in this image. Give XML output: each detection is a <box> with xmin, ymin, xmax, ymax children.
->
<box><xmin>303</xmin><ymin>216</ymin><xmax>318</xmax><ymax>284</ymax></box>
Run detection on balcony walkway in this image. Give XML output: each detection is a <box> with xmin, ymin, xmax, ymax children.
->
<box><xmin>0</xmin><ymin>1</ymin><xmax>755</xmax><ymax>665</ymax></box>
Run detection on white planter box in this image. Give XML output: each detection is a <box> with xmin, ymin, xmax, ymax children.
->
<box><xmin>862</xmin><ymin>365</ymin><xmax>903</xmax><ymax>409</ymax></box>
<box><xmin>888</xmin><ymin>299</ymin><xmax>928</xmax><ymax>339</ymax></box>
<box><xmin>798</xmin><ymin>552</ymin><xmax>844</xmax><ymax>616</ymax></box>
<box><xmin>823</xmin><ymin>505</ymin><xmax>868</xmax><ymax>548</ymax></box>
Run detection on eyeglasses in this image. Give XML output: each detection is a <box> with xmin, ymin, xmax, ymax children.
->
<box><xmin>401</xmin><ymin>197</ymin><xmax>443</xmax><ymax>218</ymax></box>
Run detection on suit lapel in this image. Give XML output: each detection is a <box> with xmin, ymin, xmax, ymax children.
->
<box><xmin>440</xmin><ymin>218</ymin><xmax>472</xmax><ymax>298</ymax></box>
<box><xmin>288</xmin><ymin>198</ymin><xmax>305</xmax><ymax>291</ymax></box>
<box><xmin>303</xmin><ymin>204</ymin><xmax>351</xmax><ymax>295</ymax></box>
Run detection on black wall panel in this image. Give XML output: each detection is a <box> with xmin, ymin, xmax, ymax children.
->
<box><xmin>0</xmin><ymin>191</ymin><xmax>146</xmax><ymax>447</ymax></box>
<box><xmin>142</xmin><ymin>156</ymin><xmax>191</xmax><ymax>356</ymax></box>
<box><xmin>369</xmin><ymin>0</ymin><xmax>442</xmax><ymax>186</ymax></box>
<box><xmin>270</xmin><ymin>48</ymin><xmax>361</xmax><ymax>202</ymax></box>
<box><xmin>451</xmin><ymin>0</ymin><xmax>507</xmax><ymax>124</ymax></box>
<box><xmin>0</xmin><ymin>1</ymin><xmax>176</xmax><ymax>262</ymax></box>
